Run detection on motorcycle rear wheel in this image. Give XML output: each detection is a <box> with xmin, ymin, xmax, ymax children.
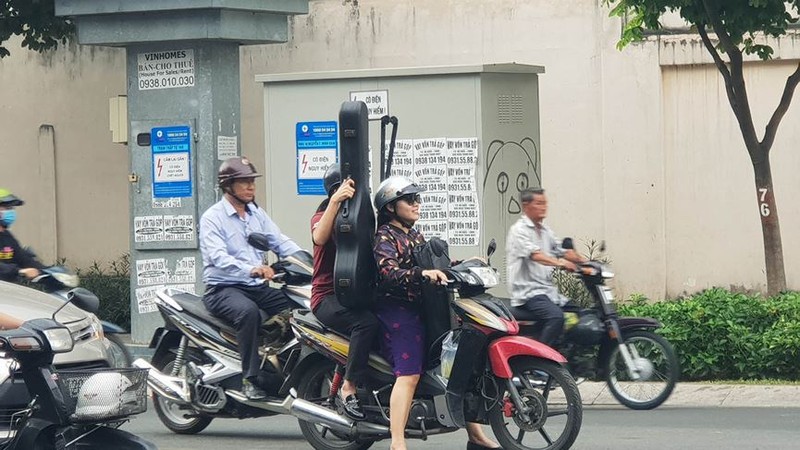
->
<box><xmin>296</xmin><ymin>360</ymin><xmax>373</xmax><ymax>450</ymax></box>
<box><xmin>488</xmin><ymin>357</ymin><xmax>582</xmax><ymax>450</ymax></box>
<box><xmin>603</xmin><ymin>330</ymin><xmax>679</xmax><ymax>410</ymax></box>
<box><xmin>152</xmin><ymin>352</ymin><xmax>214</xmax><ymax>434</ymax></box>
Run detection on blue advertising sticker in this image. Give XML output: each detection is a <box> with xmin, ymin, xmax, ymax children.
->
<box><xmin>151</xmin><ymin>126</ymin><xmax>192</xmax><ymax>198</ymax></box>
<box><xmin>296</xmin><ymin>121</ymin><xmax>338</xmax><ymax>195</ymax></box>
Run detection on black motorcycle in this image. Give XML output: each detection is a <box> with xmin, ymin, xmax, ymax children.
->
<box><xmin>509</xmin><ymin>245</ymin><xmax>680</xmax><ymax>410</ymax></box>
<box><xmin>0</xmin><ymin>287</ymin><xmax>155</xmax><ymax>449</ymax></box>
<box><xmin>132</xmin><ymin>236</ymin><xmax>329</xmax><ymax>435</ymax></box>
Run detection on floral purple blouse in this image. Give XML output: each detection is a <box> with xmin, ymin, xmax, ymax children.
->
<box><xmin>373</xmin><ymin>223</ymin><xmax>426</xmax><ymax>304</ymax></box>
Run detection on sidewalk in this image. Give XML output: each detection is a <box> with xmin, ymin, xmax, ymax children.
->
<box><xmin>579</xmin><ymin>381</ymin><xmax>800</xmax><ymax>408</ymax></box>
<box><xmin>120</xmin><ymin>335</ymin><xmax>800</xmax><ymax>408</ymax></box>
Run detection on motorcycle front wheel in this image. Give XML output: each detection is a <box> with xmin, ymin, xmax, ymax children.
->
<box><xmin>488</xmin><ymin>358</ymin><xmax>582</xmax><ymax>450</ymax></box>
<box><xmin>296</xmin><ymin>360</ymin><xmax>373</xmax><ymax>450</ymax></box>
<box><xmin>151</xmin><ymin>351</ymin><xmax>213</xmax><ymax>434</ymax></box>
<box><xmin>603</xmin><ymin>330</ymin><xmax>679</xmax><ymax>410</ymax></box>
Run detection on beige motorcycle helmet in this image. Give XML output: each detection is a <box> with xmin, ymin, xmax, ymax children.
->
<box><xmin>73</xmin><ymin>372</ymin><xmax>135</xmax><ymax>420</ymax></box>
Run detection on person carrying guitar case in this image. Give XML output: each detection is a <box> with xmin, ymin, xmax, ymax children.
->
<box><xmin>309</xmin><ymin>163</ymin><xmax>380</xmax><ymax>420</ymax></box>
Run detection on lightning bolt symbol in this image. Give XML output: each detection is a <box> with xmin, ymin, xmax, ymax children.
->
<box><xmin>157</xmin><ymin>158</ymin><xmax>163</xmax><ymax>177</ymax></box>
<box><xmin>301</xmin><ymin>154</ymin><xmax>308</xmax><ymax>173</ymax></box>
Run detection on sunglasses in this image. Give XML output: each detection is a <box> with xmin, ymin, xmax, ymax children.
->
<box><xmin>399</xmin><ymin>193</ymin><xmax>422</xmax><ymax>205</ymax></box>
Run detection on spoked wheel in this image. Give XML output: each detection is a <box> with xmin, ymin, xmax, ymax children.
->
<box><xmin>152</xmin><ymin>352</ymin><xmax>213</xmax><ymax>434</ymax></box>
<box><xmin>104</xmin><ymin>334</ymin><xmax>133</xmax><ymax>368</ymax></box>
<box><xmin>488</xmin><ymin>358</ymin><xmax>582</xmax><ymax>450</ymax></box>
<box><xmin>296</xmin><ymin>360</ymin><xmax>373</xmax><ymax>450</ymax></box>
<box><xmin>603</xmin><ymin>330</ymin><xmax>679</xmax><ymax>410</ymax></box>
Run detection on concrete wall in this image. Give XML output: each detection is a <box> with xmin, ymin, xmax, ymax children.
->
<box><xmin>0</xmin><ymin>37</ymin><xmax>128</xmax><ymax>268</ymax></box>
<box><xmin>239</xmin><ymin>0</ymin><xmax>799</xmax><ymax>298</ymax></box>
<box><xmin>1</xmin><ymin>0</ymin><xmax>798</xmax><ymax>298</ymax></box>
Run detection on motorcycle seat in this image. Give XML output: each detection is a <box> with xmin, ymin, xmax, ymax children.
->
<box><xmin>497</xmin><ymin>298</ymin><xmax>539</xmax><ymax>324</ymax></box>
<box><xmin>170</xmin><ymin>292</ymin><xmax>269</xmax><ymax>335</ymax></box>
<box><xmin>293</xmin><ymin>310</ymin><xmax>353</xmax><ymax>341</ymax></box>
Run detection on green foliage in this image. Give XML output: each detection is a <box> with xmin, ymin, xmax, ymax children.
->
<box><xmin>619</xmin><ymin>289</ymin><xmax>800</xmax><ymax>381</ymax></box>
<box><xmin>553</xmin><ymin>239</ymin><xmax>608</xmax><ymax>308</ymax></box>
<box><xmin>604</xmin><ymin>0</ymin><xmax>800</xmax><ymax>59</ymax></box>
<box><xmin>75</xmin><ymin>254</ymin><xmax>132</xmax><ymax>331</ymax></box>
<box><xmin>0</xmin><ymin>0</ymin><xmax>74</xmax><ymax>58</ymax></box>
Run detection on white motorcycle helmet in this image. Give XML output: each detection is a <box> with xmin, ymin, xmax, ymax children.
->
<box><xmin>73</xmin><ymin>372</ymin><xmax>135</xmax><ymax>420</ymax></box>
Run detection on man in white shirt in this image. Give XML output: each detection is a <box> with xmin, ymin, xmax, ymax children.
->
<box><xmin>505</xmin><ymin>188</ymin><xmax>586</xmax><ymax>346</ymax></box>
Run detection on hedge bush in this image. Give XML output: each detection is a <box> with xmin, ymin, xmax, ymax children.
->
<box><xmin>618</xmin><ymin>289</ymin><xmax>800</xmax><ymax>381</ymax></box>
<box><xmin>75</xmin><ymin>255</ymin><xmax>132</xmax><ymax>331</ymax></box>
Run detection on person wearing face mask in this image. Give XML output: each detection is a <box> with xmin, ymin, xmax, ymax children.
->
<box><xmin>372</xmin><ymin>176</ymin><xmax>500</xmax><ymax>450</ymax></box>
<box><xmin>0</xmin><ymin>189</ymin><xmax>44</xmax><ymax>283</ymax></box>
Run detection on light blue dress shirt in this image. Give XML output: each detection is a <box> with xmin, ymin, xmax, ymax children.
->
<box><xmin>200</xmin><ymin>197</ymin><xmax>301</xmax><ymax>286</ymax></box>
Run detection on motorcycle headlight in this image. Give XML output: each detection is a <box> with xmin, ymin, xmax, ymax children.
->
<box><xmin>52</xmin><ymin>272</ymin><xmax>80</xmax><ymax>288</ymax></box>
<box><xmin>44</xmin><ymin>328</ymin><xmax>74</xmax><ymax>353</ymax></box>
<box><xmin>468</xmin><ymin>267</ymin><xmax>499</xmax><ymax>287</ymax></box>
<box><xmin>88</xmin><ymin>314</ymin><xmax>104</xmax><ymax>341</ymax></box>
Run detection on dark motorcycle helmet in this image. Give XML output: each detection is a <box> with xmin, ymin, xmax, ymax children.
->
<box><xmin>565</xmin><ymin>312</ymin><xmax>605</xmax><ymax>346</ymax></box>
<box><xmin>0</xmin><ymin>188</ymin><xmax>24</xmax><ymax>207</ymax></box>
<box><xmin>323</xmin><ymin>163</ymin><xmax>342</xmax><ymax>197</ymax></box>
<box><xmin>218</xmin><ymin>156</ymin><xmax>262</xmax><ymax>188</ymax></box>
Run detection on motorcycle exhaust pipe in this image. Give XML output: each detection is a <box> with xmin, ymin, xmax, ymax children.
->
<box><xmin>227</xmin><ymin>389</ymin><xmax>389</xmax><ymax>438</ymax></box>
<box><xmin>132</xmin><ymin>358</ymin><xmax>191</xmax><ymax>404</ymax></box>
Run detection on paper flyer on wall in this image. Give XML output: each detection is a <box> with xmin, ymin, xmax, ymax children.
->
<box><xmin>386</xmin><ymin>139</ymin><xmax>415</xmax><ymax>178</ymax></box>
<box><xmin>134</xmin><ymin>215</ymin><xmax>165</xmax><ymax>242</ymax></box>
<box><xmin>413</xmin><ymin>138</ymin><xmax>448</xmax><ymax>192</ymax></box>
<box><xmin>447</xmin><ymin>138</ymin><xmax>479</xmax><ymax>166</ymax></box>
<box><xmin>168</xmin><ymin>256</ymin><xmax>196</xmax><ymax>284</ymax></box>
<box><xmin>448</xmin><ymin>191</ymin><xmax>481</xmax><ymax>246</ymax></box>
<box><xmin>135</xmin><ymin>285</ymin><xmax>162</xmax><ymax>314</ymax></box>
<box><xmin>163</xmin><ymin>214</ymin><xmax>195</xmax><ymax>241</ymax></box>
<box><xmin>135</xmin><ymin>258</ymin><xmax>167</xmax><ymax>286</ymax></box>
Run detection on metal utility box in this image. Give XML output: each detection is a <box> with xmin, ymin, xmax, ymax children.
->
<box><xmin>257</xmin><ymin>63</ymin><xmax>544</xmax><ymax>290</ymax></box>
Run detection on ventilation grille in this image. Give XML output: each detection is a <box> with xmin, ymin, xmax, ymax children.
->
<box><xmin>498</xmin><ymin>94</ymin><xmax>524</xmax><ymax>124</ymax></box>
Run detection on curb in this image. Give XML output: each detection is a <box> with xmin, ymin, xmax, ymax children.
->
<box><xmin>579</xmin><ymin>381</ymin><xmax>800</xmax><ymax>408</ymax></box>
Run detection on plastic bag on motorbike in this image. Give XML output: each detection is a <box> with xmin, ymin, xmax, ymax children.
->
<box><xmin>440</xmin><ymin>330</ymin><xmax>459</xmax><ymax>380</ymax></box>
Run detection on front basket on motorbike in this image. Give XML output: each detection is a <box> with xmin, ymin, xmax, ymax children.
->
<box><xmin>56</xmin><ymin>367</ymin><xmax>148</xmax><ymax>423</ymax></box>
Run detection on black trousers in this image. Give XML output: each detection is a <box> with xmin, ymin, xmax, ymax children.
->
<box><xmin>521</xmin><ymin>294</ymin><xmax>566</xmax><ymax>347</ymax></box>
<box><xmin>313</xmin><ymin>294</ymin><xmax>380</xmax><ymax>385</ymax></box>
<box><xmin>203</xmin><ymin>284</ymin><xmax>292</xmax><ymax>379</ymax></box>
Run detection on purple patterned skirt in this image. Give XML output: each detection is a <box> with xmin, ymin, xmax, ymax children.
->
<box><xmin>374</xmin><ymin>301</ymin><xmax>426</xmax><ymax>376</ymax></box>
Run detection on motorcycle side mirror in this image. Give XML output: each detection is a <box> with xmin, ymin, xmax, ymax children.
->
<box><xmin>247</xmin><ymin>233</ymin><xmax>271</xmax><ymax>251</ymax></box>
<box><xmin>67</xmin><ymin>288</ymin><xmax>100</xmax><ymax>314</ymax></box>
<box><xmin>487</xmin><ymin>238</ymin><xmax>496</xmax><ymax>264</ymax></box>
<box><xmin>51</xmin><ymin>287</ymin><xmax>100</xmax><ymax>320</ymax></box>
<box><xmin>562</xmin><ymin>237</ymin><xmax>574</xmax><ymax>250</ymax></box>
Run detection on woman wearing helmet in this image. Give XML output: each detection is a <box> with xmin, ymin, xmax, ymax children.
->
<box><xmin>0</xmin><ymin>189</ymin><xmax>44</xmax><ymax>282</ymax></box>
<box><xmin>372</xmin><ymin>176</ymin><xmax>500</xmax><ymax>450</ymax></box>
<box><xmin>309</xmin><ymin>163</ymin><xmax>380</xmax><ymax>420</ymax></box>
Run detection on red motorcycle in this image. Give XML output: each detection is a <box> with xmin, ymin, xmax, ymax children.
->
<box><xmin>289</xmin><ymin>242</ymin><xmax>583</xmax><ymax>450</ymax></box>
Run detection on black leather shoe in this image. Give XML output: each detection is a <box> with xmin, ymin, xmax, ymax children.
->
<box><xmin>467</xmin><ymin>441</ymin><xmax>502</xmax><ymax>450</ymax></box>
<box><xmin>242</xmin><ymin>378</ymin><xmax>267</xmax><ymax>401</ymax></box>
<box><xmin>339</xmin><ymin>394</ymin><xmax>366</xmax><ymax>420</ymax></box>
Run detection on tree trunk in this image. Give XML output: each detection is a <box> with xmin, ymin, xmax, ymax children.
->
<box><xmin>751</xmin><ymin>154</ymin><xmax>786</xmax><ymax>296</ymax></box>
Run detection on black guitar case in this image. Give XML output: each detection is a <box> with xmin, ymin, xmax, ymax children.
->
<box><xmin>333</xmin><ymin>101</ymin><xmax>377</xmax><ymax>309</ymax></box>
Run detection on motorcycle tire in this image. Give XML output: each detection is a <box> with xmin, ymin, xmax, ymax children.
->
<box><xmin>105</xmin><ymin>334</ymin><xmax>133</xmax><ymax>368</ymax></box>
<box><xmin>488</xmin><ymin>357</ymin><xmax>582</xmax><ymax>450</ymax></box>
<box><xmin>296</xmin><ymin>360</ymin><xmax>373</xmax><ymax>450</ymax></box>
<box><xmin>602</xmin><ymin>330</ymin><xmax>679</xmax><ymax>410</ymax></box>
<box><xmin>151</xmin><ymin>351</ymin><xmax>214</xmax><ymax>434</ymax></box>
